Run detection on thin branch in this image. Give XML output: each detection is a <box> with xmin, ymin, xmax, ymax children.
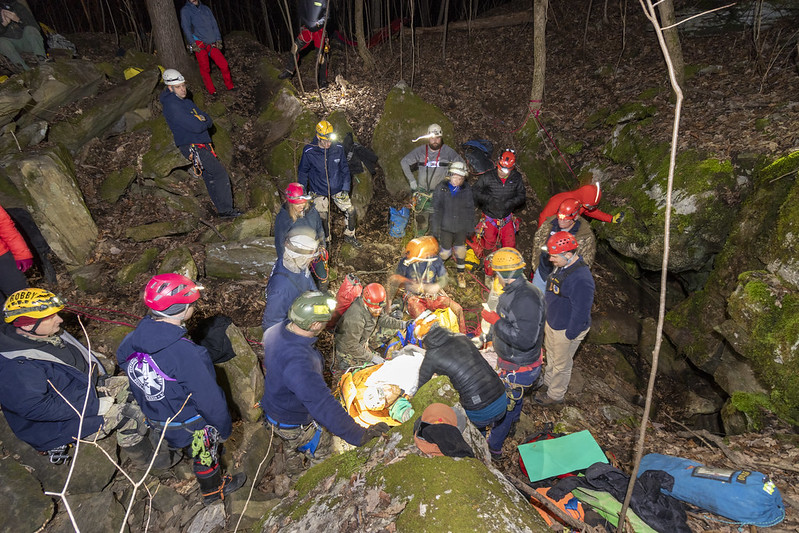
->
<box><xmin>660</xmin><ymin>3</ymin><xmax>736</xmax><ymax>31</ymax></box>
<box><xmin>233</xmin><ymin>424</ymin><xmax>275</xmax><ymax>532</ymax></box>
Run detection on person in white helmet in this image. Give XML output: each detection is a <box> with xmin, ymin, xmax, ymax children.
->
<box><xmin>160</xmin><ymin>68</ymin><xmax>241</xmax><ymax>218</ymax></box>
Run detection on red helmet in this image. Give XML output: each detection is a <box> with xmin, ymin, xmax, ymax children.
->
<box><xmin>362</xmin><ymin>283</ymin><xmax>387</xmax><ymax>309</ymax></box>
<box><xmin>557</xmin><ymin>198</ymin><xmax>581</xmax><ymax>221</ymax></box>
<box><xmin>498</xmin><ymin>150</ymin><xmax>516</xmax><ymax>170</ymax></box>
<box><xmin>144</xmin><ymin>273</ymin><xmax>202</xmax><ymax>312</ymax></box>
<box><xmin>546</xmin><ymin>231</ymin><xmax>578</xmax><ymax>255</ymax></box>
<box><xmin>286</xmin><ymin>183</ymin><xmax>311</xmax><ymax>204</ymax></box>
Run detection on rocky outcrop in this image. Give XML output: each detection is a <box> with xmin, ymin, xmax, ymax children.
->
<box><xmin>253</xmin><ymin>60</ymin><xmax>303</xmax><ymax>146</ymax></box>
<box><xmin>205</xmin><ymin>238</ymin><xmax>278</xmax><ymax>279</ymax></box>
<box><xmin>215</xmin><ymin>323</ymin><xmax>264</xmax><ymax>423</ymax></box>
<box><xmin>372</xmin><ymin>81</ymin><xmax>457</xmax><ymax>197</ymax></box>
<box><xmin>1</xmin><ymin>145</ymin><xmax>98</xmax><ymax>268</ymax></box>
<box><xmin>18</xmin><ymin>60</ymin><xmax>105</xmax><ymax>127</ymax></box>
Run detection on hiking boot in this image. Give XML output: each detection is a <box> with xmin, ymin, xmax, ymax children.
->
<box><xmin>200</xmin><ymin>472</ymin><xmax>247</xmax><ymax>505</ymax></box>
<box><xmin>278</xmin><ymin>69</ymin><xmax>293</xmax><ymax>80</ymax></box>
<box><xmin>534</xmin><ymin>391</ymin><xmax>563</xmax><ymax>408</ymax></box>
<box><xmin>343</xmin><ymin>235</ymin><xmax>362</xmax><ymax>248</ymax></box>
<box><xmin>457</xmin><ymin>271</ymin><xmax>466</xmax><ymax>288</ymax></box>
<box><xmin>218</xmin><ymin>209</ymin><xmax>243</xmax><ymax>219</ymax></box>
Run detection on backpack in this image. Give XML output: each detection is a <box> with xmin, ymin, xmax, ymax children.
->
<box><xmin>461</xmin><ymin>139</ymin><xmax>494</xmax><ymax>175</ymax></box>
<box><xmin>388</xmin><ymin>206</ymin><xmax>410</xmax><ymax>238</ymax></box>
<box><xmin>192</xmin><ymin>315</ymin><xmax>237</xmax><ymax>364</ymax></box>
<box><xmin>327</xmin><ymin>273</ymin><xmax>363</xmax><ymax>329</ymax></box>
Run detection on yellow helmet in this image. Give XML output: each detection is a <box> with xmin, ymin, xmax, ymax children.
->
<box><xmin>3</xmin><ymin>288</ymin><xmax>65</xmax><ymax>323</ymax></box>
<box><xmin>404</xmin><ymin>236</ymin><xmax>439</xmax><ymax>264</ymax></box>
<box><xmin>316</xmin><ymin>120</ymin><xmax>334</xmax><ymax>141</ymax></box>
<box><xmin>490</xmin><ymin>247</ymin><xmax>526</xmax><ymax>272</ymax></box>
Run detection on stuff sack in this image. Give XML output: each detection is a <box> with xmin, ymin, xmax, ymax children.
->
<box><xmin>389</xmin><ymin>206</ymin><xmax>410</xmax><ymax>238</ymax></box>
<box><xmin>529</xmin><ymin>487</ymin><xmax>586</xmax><ymax>531</ymax></box>
<box><xmin>638</xmin><ymin>453</ymin><xmax>785</xmax><ymax>528</ymax></box>
<box><xmin>192</xmin><ymin>315</ymin><xmax>237</xmax><ymax>364</ymax></box>
<box><xmin>462</xmin><ymin>139</ymin><xmax>494</xmax><ymax>175</ymax></box>
<box><xmin>327</xmin><ymin>273</ymin><xmax>363</xmax><ymax>329</ymax></box>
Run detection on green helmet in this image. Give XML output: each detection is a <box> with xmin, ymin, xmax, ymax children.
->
<box><xmin>289</xmin><ymin>291</ymin><xmax>337</xmax><ymax>330</ymax></box>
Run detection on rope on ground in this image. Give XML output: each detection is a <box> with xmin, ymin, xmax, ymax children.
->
<box><xmin>64</xmin><ymin>306</ymin><xmax>137</xmax><ymax>329</ymax></box>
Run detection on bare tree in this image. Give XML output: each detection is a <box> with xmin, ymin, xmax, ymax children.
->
<box><xmin>144</xmin><ymin>0</ymin><xmax>194</xmax><ymax>77</ymax></box>
<box><xmin>656</xmin><ymin>0</ymin><xmax>685</xmax><ymax>88</ymax></box>
<box><xmin>355</xmin><ymin>0</ymin><xmax>376</xmax><ymax>70</ymax></box>
<box><xmin>530</xmin><ymin>0</ymin><xmax>548</xmax><ymax>109</ymax></box>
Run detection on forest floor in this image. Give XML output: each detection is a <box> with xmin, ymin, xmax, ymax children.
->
<box><xmin>28</xmin><ymin>1</ymin><xmax>799</xmax><ymax>530</ymax></box>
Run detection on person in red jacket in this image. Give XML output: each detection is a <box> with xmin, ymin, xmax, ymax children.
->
<box><xmin>537</xmin><ymin>180</ymin><xmax>624</xmax><ymax>227</ymax></box>
<box><xmin>0</xmin><ymin>205</ymin><xmax>32</xmax><ymax>308</ymax></box>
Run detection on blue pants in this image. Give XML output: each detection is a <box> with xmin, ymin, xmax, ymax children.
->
<box><xmin>180</xmin><ymin>145</ymin><xmax>234</xmax><ymax>215</ymax></box>
<box><xmin>486</xmin><ymin>366</ymin><xmax>540</xmax><ymax>453</ymax></box>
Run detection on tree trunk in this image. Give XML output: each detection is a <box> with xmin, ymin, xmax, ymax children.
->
<box><xmin>656</xmin><ymin>0</ymin><xmax>685</xmax><ymax>88</ymax></box>
<box><xmin>145</xmin><ymin>0</ymin><xmax>195</xmax><ymax>82</ymax></box>
<box><xmin>530</xmin><ymin>0</ymin><xmax>547</xmax><ymax>109</ymax></box>
<box><xmin>355</xmin><ymin>0</ymin><xmax>376</xmax><ymax>69</ymax></box>
<box><xmin>259</xmin><ymin>0</ymin><xmax>275</xmax><ymax>50</ymax></box>
<box><xmin>408</xmin><ymin>9</ymin><xmax>532</xmax><ymax>34</ymax></box>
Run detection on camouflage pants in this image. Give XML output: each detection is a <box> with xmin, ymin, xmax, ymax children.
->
<box><xmin>91</xmin><ymin>376</ymin><xmax>145</xmax><ymax>448</ymax></box>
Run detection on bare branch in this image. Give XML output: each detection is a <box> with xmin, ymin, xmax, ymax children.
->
<box><xmin>661</xmin><ymin>3</ymin><xmax>736</xmax><ymax>31</ymax></box>
<box><xmin>233</xmin><ymin>425</ymin><xmax>275</xmax><ymax>532</ymax></box>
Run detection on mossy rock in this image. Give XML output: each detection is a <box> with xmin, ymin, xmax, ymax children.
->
<box><xmin>0</xmin><ymin>457</ymin><xmax>54</xmax><ymax>532</ymax></box>
<box><xmin>70</xmin><ymin>263</ymin><xmax>106</xmax><ymax>294</ymax></box>
<box><xmin>158</xmin><ymin>246</ymin><xmax>198</xmax><ymax>279</ymax></box>
<box><xmin>249</xmin><ymin>175</ymin><xmax>281</xmax><ymax>213</ymax></box>
<box><xmin>514</xmin><ymin>119</ymin><xmax>574</xmax><ymax>203</ymax></box>
<box><xmin>140</xmin><ymin>116</ymin><xmax>187</xmax><ymax>179</ymax></box>
<box><xmin>766</xmin><ymin>167</ymin><xmax>799</xmax><ymax>289</ymax></box>
<box><xmin>603</xmin><ymin>102</ymin><xmax>656</xmax><ymax>126</ymax></box>
<box><xmin>219</xmin><ymin>205</ymin><xmax>273</xmax><ymax>241</ymax></box>
<box><xmin>205</xmin><ymin>238</ymin><xmax>278</xmax><ymax>280</ymax></box>
<box><xmin>372</xmin><ymin>82</ymin><xmax>457</xmax><ymax>197</ymax></box>
<box><xmin>209</xmin><ymin>118</ymin><xmax>234</xmax><ymax>168</ymax></box>
<box><xmin>263</xmin><ymin>109</ymin><xmax>317</xmax><ymax>182</ymax></box>
<box><xmin>125</xmin><ymin>218</ymin><xmax>196</xmax><ymax>242</ymax></box>
<box><xmin>116</xmin><ymin>247</ymin><xmax>159</xmax><ymax>283</ymax></box>
<box><xmin>253</xmin><ymin>57</ymin><xmax>302</xmax><ymax>146</ymax></box>
<box><xmin>99</xmin><ymin>166</ymin><xmax>136</xmax><ymax>204</ymax></box>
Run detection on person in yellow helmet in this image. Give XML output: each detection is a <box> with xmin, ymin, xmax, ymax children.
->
<box><xmin>298</xmin><ymin>120</ymin><xmax>360</xmax><ymax>247</ymax></box>
<box><xmin>480</xmin><ymin>248</ymin><xmax>545</xmax><ymax>457</ymax></box>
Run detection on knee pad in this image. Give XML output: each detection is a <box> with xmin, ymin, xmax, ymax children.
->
<box><xmin>439</xmin><ymin>248</ymin><xmax>452</xmax><ymax>260</ymax></box>
<box><xmin>453</xmin><ymin>245</ymin><xmax>467</xmax><ymax>260</ymax></box>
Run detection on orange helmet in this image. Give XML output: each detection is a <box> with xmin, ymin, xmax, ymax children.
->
<box><xmin>362</xmin><ymin>283</ymin><xmax>387</xmax><ymax>309</ymax></box>
<box><xmin>404</xmin><ymin>236</ymin><xmax>439</xmax><ymax>264</ymax></box>
<box><xmin>557</xmin><ymin>198</ymin><xmax>581</xmax><ymax>221</ymax></box>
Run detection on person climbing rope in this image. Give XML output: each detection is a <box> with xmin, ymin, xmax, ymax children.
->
<box><xmin>537</xmin><ymin>177</ymin><xmax>625</xmax><ymax>227</ymax></box>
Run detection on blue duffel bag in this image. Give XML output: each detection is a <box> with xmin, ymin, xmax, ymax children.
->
<box><xmin>638</xmin><ymin>453</ymin><xmax>784</xmax><ymax>528</ymax></box>
<box><xmin>388</xmin><ymin>206</ymin><xmax>410</xmax><ymax>238</ymax></box>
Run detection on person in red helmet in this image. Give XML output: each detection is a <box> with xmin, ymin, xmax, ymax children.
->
<box><xmin>537</xmin><ymin>179</ymin><xmax>625</xmax><ymax>227</ymax></box>
<box><xmin>473</xmin><ymin>149</ymin><xmax>527</xmax><ymax>266</ymax></box>
<box><xmin>334</xmin><ymin>283</ymin><xmax>408</xmax><ymax>372</ymax></box>
<box><xmin>537</xmin><ymin>232</ymin><xmax>594</xmax><ymax>407</ymax></box>
<box><xmin>117</xmin><ymin>274</ymin><xmax>246</xmax><ymax>505</ymax></box>
<box><xmin>531</xmin><ymin>198</ymin><xmax>595</xmax><ymax>292</ymax></box>
<box><xmin>274</xmin><ymin>183</ymin><xmax>328</xmax><ymax>291</ymax></box>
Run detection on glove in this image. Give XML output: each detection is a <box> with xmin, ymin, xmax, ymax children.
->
<box><xmin>481</xmin><ymin>309</ymin><xmax>500</xmax><ymax>325</ymax></box>
<box><xmin>16</xmin><ymin>258</ymin><xmax>33</xmax><ymax>272</ymax></box>
<box><xmin>612</xmin><ymin>211</ymin><xmax>625</xmax><ymax>224</ymax></box>
<box><xmin>408</xmin><ymin>179</ymin><xmax>418</xmax><ymax>191</ymax></box>
<box><xmin>334</xmin><ymin>191</ymin><xmax>349</xmax><ymax>201</ymax></box>
<box><xmin>389</xmin><ymin>397</ymin><xmax>414</xmax><ymax>423</ymax></box>
<box><xmin>214</xmin><ymin>41</ymin><xmax>223</xmax><ymax>49</ymax></box>
<box><xmin>370</xmin><ymin>352</ymin><xmax>385</xmax><ymax>365</ymax></box>
<box><xmin>97</xmin><ymin>396</ymin><xmax>114</xmax><ymax>416</ymax></box>
<box><xmin>359</xmin><ymin>422</ymin><xmax>390</xmax><ymax>446</ymax></box>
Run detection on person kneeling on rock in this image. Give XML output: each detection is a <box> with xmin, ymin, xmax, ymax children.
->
<box><xmin>0</xmin><ymin>289</ymin><xmax>150</xmax><ymax>466</ymax></box>
<box><xmin>117</xmin><ymin>274</ymin><xmax>246</xmax><ymax>505</ymax></box>
<box><xmin>262</xmin><ymin>291</ymin><xmax>389</xmax><ymax>463</ymax></box>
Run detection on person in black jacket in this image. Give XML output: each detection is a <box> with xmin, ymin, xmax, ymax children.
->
<box><xmin>473</xmin><ymin>150</ymin><xmax>526</xmax><ymax>269</ymax></box>
<box><xmin>480</xmin><ymin>248</ymin><xmax>545</xmax><ymax>456</ymax></box>
<box><xmin>430</xmin><ymin>161</ymin><xmax>475</xmax><ymax>289</ymax></box>
<box><xmin>417</xmin><ymin>325</ymin><xmax>508</xmax><ymax>430</ymax></box>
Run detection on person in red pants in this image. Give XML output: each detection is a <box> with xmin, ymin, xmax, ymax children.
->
<box><xmin>278</xmin><ymin>0</ymin><xmax>331</xmax><ymax>88</ymax></box>
<box><xmin>180</xmin><ymin>0</ymin><xmax>234</xmax><ymax>95</ymax></box>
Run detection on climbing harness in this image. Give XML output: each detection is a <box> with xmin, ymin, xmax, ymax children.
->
<box><xmin>188</xmin><ymin>143</ymin><xmax>217</xmax><ymax>178</ymax></box>
<box><xmin>192</xmin><ymin>425</ymin><xmax>221</xmax><ymax>467</ymax></box>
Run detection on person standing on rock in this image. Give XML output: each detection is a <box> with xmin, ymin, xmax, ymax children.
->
<box><xmin>473</xmin><ymin>150</ymin><xmax>526</xmax><ymax>269</ymax></box>
<box><xmin>180</xmin><ymin>0</ymin><xmax>235</xmax><ymax>94</ymax></box>
<box><xmin>479</xmin><ymin>248</ymin><xmax>545</xmax><ymax>456</ymax></box>
<box><xmin>274</xmin><ymin>183</ymin><xmax>328</xmax><ymax>291</ymax></box>
<box><xmin>277</xmin><ymin>0</ymin><xmax>331</xmax><ymax>88</ymax></box>
<box><xmin>117</xmin><ymin>274</ymin><xmax>246</xmax><ymax>505</ymax></box>
<box><xmin>298</xmin><ymin>120</ymin><xmax>360</xmax><ymax>247</ymax></box>
<box><xmin>530</xmin><ymin>198</ymin><xmax>596</xmax><ymax>293</ymax></box>
<box><xmin>536</xmin><ymin>232</ymin><xmax>595</xmax><ymax>407</ymax></box>
<box><xmin>262</xmin><ymin>227</ymin><xmax>320</xmax><ymax>331</ymax></box>
<box><xmin>429</xmin><ymin>161</ymin><xmax>475</xmax><ymax>289</ymax></box>
<box><xmin>0</xmin><ymin>0</ymin><xmax>48</xmax><ymax>71</ymax></box>
<box><xmin>262</xmin><ymin>291</ymin><xmax>389</xmax><ymax>461</ymax></box>
<box><xmin>401</xmin><ymin>123</ymin><xmax>464</xmax><ymax>236</ymax></box>
<box><xmin>0</xmin><ymin>204</ymin><xmax>32</xmax><ymax>309</ymax></box>
<box><xmin>0</xmin><ymin>289</ymin><xmax>150</xmax><ymax>465</ymax></box>
<box><xmin>160</xmin><ymin>68</ymin><xmax>241</xmax><ymax>219</ymax></box>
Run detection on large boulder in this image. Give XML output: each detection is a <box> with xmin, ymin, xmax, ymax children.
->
<box><xmin>0</xmin><ymin>145</ymin><xmax>97</xmax><ymax>267</ymax></box>
<box><xmin>49</xmin><ymin>68</ymin><xmax>159</xmax><ymax>153</ymax></box>
<box><xmin>158</xmin><ymin>246</ymin><xmax>199</xmax><ymax>280</ymax></box>
<box><xmin>17</xmin><ymin>59</ymin><xmax>105</xmax><ymax>127</ymax></box>
<box><xmin>262</xmin><ymin>376</ymin><xmax>548</xmax><ymax>532</ymax></box>
<box><xmin>205</xmin><ymin>238</ymin><xmax>278</xmax><ymax>279</ymax></box>
<box><xmin>141</xmin><ymin>116</ymin><xmax>187</xmax><ymax>180</ymax></box>
<box><xmin>215</xmin><ymin>323</ymin><xmax>264</xmax><ymax>423</ymax></box>
<box><xmin>48</xmin><ymin>491</ymin><xmax>128</xmax><ymax>533</ymax></box>
<box><xmin>0</xmin><ymin>76</ymin><xmax>33</xmax><ymax>128</ymax></box>
<box><xmin>253</xmin><ymin>59</ymin><xmax>303</xmax><ymax>146</ymax></box>
<box><xmin>0</xmin><ymin>456</ymin><xmax>54</xmax><ymax>532</ymax></box>
<box><xmin>263</xmin><ymin>108</ymin><xmax>317</xmax><ymax>184</ymax></box>
<box><xmin>372</xmin><ymin>81</ymin><xmax>457</xmax><ymax>197</ymax></box>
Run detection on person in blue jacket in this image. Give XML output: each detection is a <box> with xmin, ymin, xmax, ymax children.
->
<box><xmin>298</xmin><ymin>120</ymin><xmax>360</xmax><ymax>247</ymax></box>
<box><xmin>262</xmin><ymin>227</ymin><xmax>320</xmax><ymax>331</ymax></box>
<box><xmin>179</xmin><ymin>0</ymin><xmax>234</xmax><ymax>94</ymax></box>
<box><xmin>262</xmin><ymin>291</ymin><xmax>388</xmax><ymax>461</ymax></box>
<box><xmin>117</xmin><ymin>273</ymin><xmax>245</xmax><ymax>505</ymax></box>
<box><xmin>160</xmin><ymin>68</ymin><xmax>240</xmax><ymax>218</ymax></box>
<box><xmin>0</xmin><ymin>289</ymin><xmax>147</xmax><ymax>464</ymax></box>
<box><xmin>538</xmin><ymin>232</ymin><xmax>595</xmax><ymax>407</ymax></box>
<box><xmin>274</xmin><ymin>183</ymin><xmax>328</xmax><ymax>291</ymax></box>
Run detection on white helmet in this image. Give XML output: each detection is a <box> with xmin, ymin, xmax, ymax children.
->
<box><xmin>284</xmin><ymin>227</ymin><xmax>319</xmax><ymax>256</ymax></box>
<box><xmin>163</xmin><ymin>69</ymin><xmax>185</xmax><ymax>86</ymax></box>
<box><xmin>448</xmin><ymin>161</ymin><xmax>468</xmax><ymax>177</ymax></box>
